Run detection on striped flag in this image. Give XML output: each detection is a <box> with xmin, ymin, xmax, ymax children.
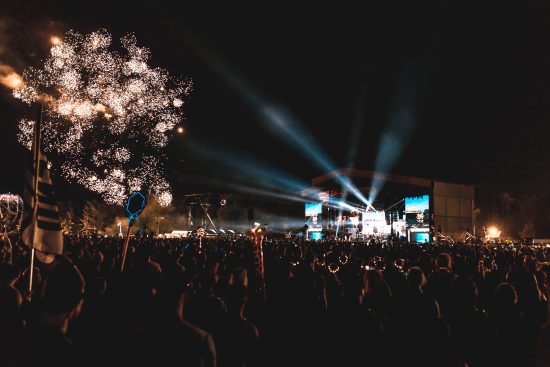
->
<box><xmin>21</xmin><ymin>147</ymin><xmax>63</xmax><ymax>256</ymax></box>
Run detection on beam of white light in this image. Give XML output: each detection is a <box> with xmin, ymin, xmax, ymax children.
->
<box><xmin>369</xmin><ymin>86</ymin><xmax>415</xmax><ymax>203</ymax></box>
<box><xmin>185</xmin><ymin>174</ymin><xmax>313</xmax><ymax>204</ymax></box>
<box><xmin>175</xmin><ymin>30</ymin><xmax>374</xmax><ymax>209</ymax></box>
<box><xmin>260</xmin><ymin>105</ymin><xmax>374</xmax><ymax>209</ymax></box>
<box><xmin>187</xmin><ymin>140</ymin><xmax>310</xmax><ymax>194</ymax></box>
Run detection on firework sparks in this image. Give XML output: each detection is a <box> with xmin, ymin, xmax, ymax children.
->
<box><xmin>14</xmin><ymin>29</ymin><xmax>192</xmax><ymax>205</ymax></box>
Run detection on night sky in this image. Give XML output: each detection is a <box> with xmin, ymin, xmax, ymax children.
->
<box><xmin>1</xmin><ymin>0</ymin><xmax>550</xmax><ymax>229</ymax></box>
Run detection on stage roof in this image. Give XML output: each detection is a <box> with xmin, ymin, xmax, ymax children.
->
<box><xmin>311</xmin><ymin>168</ymin><xmax>432</xmax><ymax>188</ymax></box>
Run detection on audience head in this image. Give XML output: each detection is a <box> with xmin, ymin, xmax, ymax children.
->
<box><xmin>436</xmin><ymin>253</ymin><xmax>452</xmax><ymax>271</ymax></box>
<box><xmin>407</xmin><ymin>266</ymin><xmax>427</xmax><ymax>291</ymax></box>
<box><xmin>452</xmin><ymin>277</ymin><xmax>478</xmax><ymax>308</ymax></box>
<box><xmin>226</xmin><ymin>284</ymin><xmax>248</xmax><ymax>316</ymax></box>
<box><xmin>41</xmin><ymin>258</ymin><xmax>85</xmax><ymax>318</ymax></box>
<box><xmin>0</xmin><ymin>263</ymin><xmax>20</xmax><ymax>287</ymax></box>
<box><xmin>495</xmin><ymin>282</ymin><xmax>518</xmax><ymax>308</ymax></box>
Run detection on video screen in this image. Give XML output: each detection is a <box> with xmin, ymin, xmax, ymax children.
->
<box><xmin>405</xmin><ymin>195</ymin><xmax>430</xmax><ymax>227</ymax></box>
<box><xmin>362</xmin><ymin>210</ymin><xmax>388</xmax><ymax>235</ymax></box>
<box><xmin>305</xmin><ymin>202</ymin><xmax>322</xmax><ymax>216</ymax></box>
<box><xmin>411</xmin><ymin>232</ymin><xmax>430</xmax><ymax>243</ymax></box>
<box><xmin>309</xmin><ymin>231</ymin><xmax>322</xmax><ymax>240</ymax></box>
<box><xmin>305</xmin><ymin>202</ymin><xmax>322</xmax><ymax>229</ymax></box>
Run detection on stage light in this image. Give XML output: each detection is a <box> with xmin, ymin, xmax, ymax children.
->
<box><xmin>329</xmin><ymin>198</ymin><xmax>363</xmax><ymax>212</ymax></box>
<box><xmin>175</xmin><ymin>32</ymin><xmax>375</xmax><ymax>210</ymax></box>
<box><xmin>188</xmin><ymin>140</ymin><xmax>310</xmax><ymax>195</ymax></box>
<box><xmin>369</xmin><ymin>87</ymin><xmax>416</xmax><ymax>203</ymax></box>
<box><xmin>261</xmin><ymin>106</ymin><xmax>374</xmax><ymax>209</ymax></box>
<box><xmin>203</xmin><ymin>178</ymin><xmax>310</xmax><ymax>205</ymax></box>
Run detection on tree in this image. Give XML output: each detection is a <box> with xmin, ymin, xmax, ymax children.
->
<box><xmin>60</xmin><ymin>205</ymin><xmax>78</xmax><ymax>235</ymax></box>
<box><xmin>80</xmin><ymin>199</ymin><xmax>114</xmax><ymax>234</ymax></box>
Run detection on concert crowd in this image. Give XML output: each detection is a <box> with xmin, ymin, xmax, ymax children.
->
<box><xmin>0</xmin><ymin>235</ymin><xmax>549</xmax><ymax>366</ymax></box>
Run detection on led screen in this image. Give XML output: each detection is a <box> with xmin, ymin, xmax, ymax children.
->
<box><xmin>405</xmin><ymin>195</ymin><xmax>429</xmax><ymax>213</ymax></box>
<box><xmin>405</xmin><ymin>195</ymin><xmax>430</xmax><ymax>227</ymax></box>
<box><xmin>411</xmin><ymin>232</ymin><xmax>430</xmax><ymax>243</ymax></box>
<box><xmin>310</xmin><ymin>231</ymin><xmax>322</xmax><ymax>240</ymax></box>
<box><xmin>305</xmin><ymin>202</ymin><xmax>322</xmax><ymax>216</ymax></box>
<box><xmin>305</xmin><ymin>202</ymin><xmax>323</xmax><ymax>229</ymax></box>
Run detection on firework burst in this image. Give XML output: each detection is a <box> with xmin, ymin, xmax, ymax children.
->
<box><xmin>14</xmin><ymin>29</ymin><xmax>191</xmax><ymax>206</ymax></box>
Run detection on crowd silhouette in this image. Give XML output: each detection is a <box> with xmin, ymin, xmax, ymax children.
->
<box><xmin>0</xmin><ymin>235</ymin><xmax>549</xmax><ymax>366</ymax></box>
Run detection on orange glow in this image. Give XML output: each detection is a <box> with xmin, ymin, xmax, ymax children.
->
<box><xmin>0</xmin><ymin>65</ymin><xmax>23</xmax><ymax>90</ymax></box>
<box><xmin>0</xmin><ymin>71</ymin><xmax>23</xmax><ymax>90</ymax></box>
<box><xmin>486</xmin><ymin>226</ymin><xmax>501</xmax><ymax>238</ymax></box>
<box><xmin>50</xmin><ymin>36</ymin><xmax>62</xmax><ymax>45</ymax></box>
<box><xmin>176</xmin><ymin>126</ymin><xmax>185</xmax><ymax>134</ymax></box>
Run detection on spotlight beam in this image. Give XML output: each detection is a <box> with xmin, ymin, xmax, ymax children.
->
<box><xmin>183</xmin><ymin>174</ymin><xmax>313</xmax><ymax>205</ymax></box>
<box><xmin>187</xmin><ymin>140</ymin><xmax>311</xmax><ymax>194</ymax></box>
<box><xmin>261</xmin><ymin>106</ymin><xmax>374</xmax><ymax>209</ymax></box>
<box><xmin>173</xmin><ymin>29</ymin><xmax>374</xmax><ymax>209</ymax></box>
<box><xmin>369</xmin><ymin>83</ymin><xmax>417</xmax><ymax>203</ymax></box>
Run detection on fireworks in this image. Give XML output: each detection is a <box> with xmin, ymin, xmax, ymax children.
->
<box><xmin>14</xmin><ymin>29</ymin><xmax>192</xmax><ymax>205</ymax></box>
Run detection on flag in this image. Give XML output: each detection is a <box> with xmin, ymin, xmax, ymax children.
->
<box><xmin>21</xmin><ymin>146</ymin><xmax>63</xmax><ymax>255</ymax></box>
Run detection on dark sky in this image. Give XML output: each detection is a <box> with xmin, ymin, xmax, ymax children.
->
<box><xmin>1</xmin><ymin>0</ymin><xmax>550</xmax><ymax>203</ymax></box>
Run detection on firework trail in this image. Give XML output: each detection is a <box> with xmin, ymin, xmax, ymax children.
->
<box><xmin>13</xmin><ymin>29</ymin><xmax>192</xmax><ymax>206</ymax></box>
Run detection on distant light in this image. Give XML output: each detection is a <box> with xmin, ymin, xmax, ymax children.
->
<box><xmin>50</xmin><ymin>36</ymin><xmax>61</xmax><ymax>45</ymax></box>
<box><xmin>228</xmin><ymin>229</ymin><xmax>235</xmax><ymax>233</ymax></box>
<box><xmin>487</xmin><ymin>226</ymin><xmax>501</xmax><ymax>238</ymax></box>
<box><xmin>176</xmin><ymin>126</ymin><xmax>185</xmax><ymax>134</ymax></box>
<box><xmin>254</xmin><ymin>222</ymin><xmax>260</xmax><ymax>227</ymax></box>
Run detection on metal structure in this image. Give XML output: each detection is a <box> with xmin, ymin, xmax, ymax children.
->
<box><xmin>184</xmin><ymin>193</ymin><xmax>217</xmax><ymax>230</ymax></box>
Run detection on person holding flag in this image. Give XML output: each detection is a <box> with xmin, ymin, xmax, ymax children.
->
<box><xmin>20</xmin><ymin>106</ymin><xmax>63</xmax><ymax>297</ymax></box>
<box><xmin>15</xmin><ymin>106</ymin><xmax>86</xmax><ymax>367</ymax></box>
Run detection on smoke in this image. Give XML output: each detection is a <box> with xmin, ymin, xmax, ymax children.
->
<box><xmin>0</xmin><ymin>64</ymin><xmax>22</xmax><ymax>90</ymax></box>
<box><xmin>0</xmin><ymin>16</ymin><xmax>21</xmax><ymax>91</ymax></box>
<box><xmin>0</xmin><ymin>12</ymin><xmax>64</xmax><ymax>93</ymax></box>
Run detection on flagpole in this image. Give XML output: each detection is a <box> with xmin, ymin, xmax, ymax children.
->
<box><xmin>120</xmin><ymin>219</ymin><xmax>134</xmax><ymax>272</ymax></box>
<box><xmin>28</xmin><ymin>103</ymin><xmax>43</xmax><ymax>296</ymax></box>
